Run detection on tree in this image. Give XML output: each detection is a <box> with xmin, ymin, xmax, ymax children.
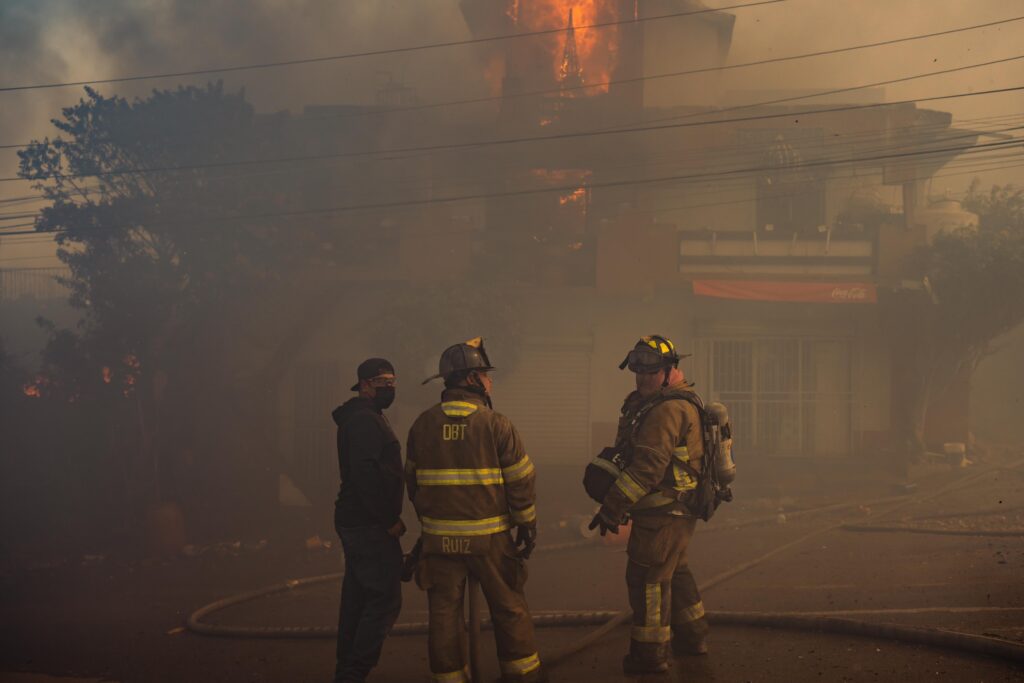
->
<box><xmin>17</xmin><ymin>83</ymin><xmax>298</xmax><ymax>505</ymax></box>
<box><xmin>894</xmin><ymin>181</ymin><xmax>1024</xmax><ymax>457</ymax></box>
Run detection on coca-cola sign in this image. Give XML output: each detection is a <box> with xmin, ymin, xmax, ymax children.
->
<box><xmin>830</xmin><ymin>286</ymin><xmax>870</xmax><ymax>302</ymax></box>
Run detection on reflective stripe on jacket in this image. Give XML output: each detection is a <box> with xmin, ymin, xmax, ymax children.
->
<box><xmin>406</xmin><ymin>388</ymin><xmax>537</xmax><ymax>538</ymax></box>
<box><xmin>602</xmin><ymin>382</ymin><xmax>704</xmax><ymax>520</ymax></box>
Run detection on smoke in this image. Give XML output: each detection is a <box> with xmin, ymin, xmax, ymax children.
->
<box><xmin>0</xmin><ymin>0</ymin><xmax>487</xmax><ymax>183</ymax></box>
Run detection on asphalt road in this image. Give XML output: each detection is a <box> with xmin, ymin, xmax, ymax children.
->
<box><xmin>2</xmin><ymin>462</ymin><xmax>1022</xmax><ymax>683</ymax></box>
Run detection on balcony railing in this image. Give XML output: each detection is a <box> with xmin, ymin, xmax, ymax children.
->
<box><xmin>678</xmin><ymin>228</ymin><xmax>876</xmax><ymax>277</ymax></box>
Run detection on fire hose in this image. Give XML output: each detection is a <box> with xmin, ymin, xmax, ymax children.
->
<box><xmin>186</xmin><ymin>461</ymin><xmax>1024</xmax><ymax>668</ymax></box>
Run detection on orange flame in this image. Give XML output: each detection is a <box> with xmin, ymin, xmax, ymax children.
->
<box><xmin>514</xmin><ymin>1</ymin><xmax>620</xmax><ymax>94</ymax></box>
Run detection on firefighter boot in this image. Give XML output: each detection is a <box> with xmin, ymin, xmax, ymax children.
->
<box><xmin>501</xmin><ymin>665</ymin><xmax>548</xmax><ymax>683</ymax></box>
<box><xmin>622</xmin><ymin>641</ymin><xmax>670</xmax><ymax>675</ymax></box>
<box><xmin>671</xmin><ymin>627</ymin><xmax>708</xmax><ymax>657</ymax></box>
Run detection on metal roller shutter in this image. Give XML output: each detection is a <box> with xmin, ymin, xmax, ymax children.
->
<box><xmin>496</xmin><ymin>342</ymin><xmax>592</xmax><ymax>465</ymax></box>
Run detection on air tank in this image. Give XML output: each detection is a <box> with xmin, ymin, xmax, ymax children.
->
<box><xmin>707</xmin><ymin>402</ymin><xmax>736</xmax><ymax>485</ymax></box>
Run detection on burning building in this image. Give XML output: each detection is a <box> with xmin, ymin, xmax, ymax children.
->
<box><xmin>272</xmin><ymin>0</ymin><xmax>988</xmax><ymax>501</ymax></box>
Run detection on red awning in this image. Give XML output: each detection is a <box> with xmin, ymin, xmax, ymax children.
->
<box><xmin>693</xmin><ymin>280</ymin><xmax>877</xmax><ymax>304</ymax></box>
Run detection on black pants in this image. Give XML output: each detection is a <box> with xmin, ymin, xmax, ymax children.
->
<box><xmin>335</xmin><ymin>525</ymin><xmax>403</xmax><ymax>683</ymax></box>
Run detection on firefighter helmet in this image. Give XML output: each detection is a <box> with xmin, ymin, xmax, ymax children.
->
<box><xmin>618</xmin><ymin>335</ymin><xmax>689</xmax><ymax>373</ymax></box>
<box><xmin>421</xmin><ymin>337</ymin><xmax>496</xmax><ymax>384</ymax></box>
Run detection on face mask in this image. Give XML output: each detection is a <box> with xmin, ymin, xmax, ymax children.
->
<box><xmin>372</xmin><ymin>387</ymin><xmax>396</xmax><ymax>410</ymax></box>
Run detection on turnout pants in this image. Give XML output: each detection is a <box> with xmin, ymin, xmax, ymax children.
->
<box><xmin>417</xmin><ymin>532</ymin><xmax>542</xmax><ymax>682</ymax></box>
<box><xmin>335</xmin><ymin>525</ymin><xmax>404</xmax><ymax>683</ymax></box>
<box><xmin>626</xmin><ymin>514</ymin><xmax>708</xmax><ymax>661</ymax></box>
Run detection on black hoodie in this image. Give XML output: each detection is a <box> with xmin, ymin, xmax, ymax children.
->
<box><xmin>332</xmin><ymin>396</ymin><xmax>404</xmax><ymax>530</ymax></box>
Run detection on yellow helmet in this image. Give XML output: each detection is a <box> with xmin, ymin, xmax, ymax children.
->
<box><xmin>618</xmin><ymin>335</ymin><xmax>687</xmax><ymax>373</ymax></box>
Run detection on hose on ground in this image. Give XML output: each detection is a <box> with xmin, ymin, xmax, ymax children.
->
<box><xmin>187</xmin><ymin>582</ymin><xmax>1024</xmax><ymax>666</ymax></box>
<box><xmin>543</xmin><ymin>457</ymin><xmax>1024</xmax><ymax>668</ymax></box>
<box><xmin>186</xmin><ymin>460</ymin><xmax>1024</xmax><ymax>669</ymax></box>
<box><xmin>840</xmin><ymin>523</ymin><xmax>1024</xmax><ymax>538</ymax></box>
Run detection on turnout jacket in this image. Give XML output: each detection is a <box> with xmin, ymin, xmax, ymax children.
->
<box><xmin>405</xmin><ymin>388</ymin><xmax>537</xmax><ymax>544</ymax></box>
<box><xmin>601</xmin><ymin>381</ymin><xmax>705</xmax><ymax>521</ymax></box>
<box><xmin>332</xmin><ymin>397</ymin><xmax>404</xmax><ymax>529</ymax></box>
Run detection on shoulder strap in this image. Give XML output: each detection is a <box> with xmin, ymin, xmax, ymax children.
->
<box><xmin>632</xmin><ymin>390</ymin><xmax>706</xmax><ymax>430</ymax></box>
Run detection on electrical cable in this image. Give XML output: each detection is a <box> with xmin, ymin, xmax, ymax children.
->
<box><xmin>0</xmin><ymin>138</ymin><xmax>1019</xmax><ymax>240</ymax></box>
<box><xmin>0</xmin><ymin>0</ymin><xmax>785</xmax><ymax>95</ymax></box>
<box><xmin>5</xmin><ymin>74</ymin><xmax>1023</xmax><ymax>184</ymax></box>
<box><xmin>8</xmin><ymin>109</ymin><xmax>1013</xmax><ymax>227</ymax></box>
<box><xmin>3</xmin><ymin>14</ymin><xmax>1021</xmax><ymax>151</ymax></box>
<box><xmin>8</xmin><ymin>105</ymin><xmax>1021</xmax><ymax>213</ymax></box>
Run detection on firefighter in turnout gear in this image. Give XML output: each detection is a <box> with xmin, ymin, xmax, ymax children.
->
<box><xmin>589</xmin><ymin>335</ymin><xmax>711</xmax><ymax>674</ymax></box>
<box><xmin>406</xmin><ymin>338</ymin><xmax>545</xmax><ymax>683</ymax></box>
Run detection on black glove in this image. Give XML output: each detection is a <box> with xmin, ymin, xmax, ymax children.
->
<box><xmin>514</xmin><ymin>524</ymin><xmax>537</xmax><ymax>559</ymax></box>
<box><xmin>588</xmin><ymin>510</ymin><xmax>620</xmax><ymax>537</ymax></box>
<box><xmin>400</xmin><ymin>538</ymin><xmax>422</xmax><ymax>583</ymax></box>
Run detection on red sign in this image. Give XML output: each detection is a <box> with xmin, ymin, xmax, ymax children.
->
<box><xmin>693</xmin><ymin>280</ymin><xmax>877</xmax><ymax>304</ymax></box>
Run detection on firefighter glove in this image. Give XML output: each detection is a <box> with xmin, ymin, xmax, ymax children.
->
<box><xmin>514</xmin><ymin>524</ymin><xmax>537</xmax><ymax>559</ymax></box>
<box><xmin>588</xmin><ymin>510</ymin><xmax>620</xmax><ymax>536</ymax></box>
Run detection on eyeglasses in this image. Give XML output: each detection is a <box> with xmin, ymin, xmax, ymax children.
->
<box><xmin>369</xmin><ymin>376</ymin><xmax>397</xmax><ymax>388</ymax></box>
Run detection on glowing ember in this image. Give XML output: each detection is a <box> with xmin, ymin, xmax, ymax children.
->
<box><xmin>102</xmin><ymin>367</ymin><xmax>113</xmax><ymax>384</ymax></box>
<box><xmin>559</xmin><ymin>187</ymin><xmax>587</xmax><ymax>206</ymax></box>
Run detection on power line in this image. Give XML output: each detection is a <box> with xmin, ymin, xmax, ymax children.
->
<box><xmin>6</xmin><ymin>60</ymin><xmax>1023</xmax><ymax>187</ymax></box>
<box><xmin>1</xmin><ymin>138</ymin><xmax>1018</xmax><ymax>238</ymax></box>
<box><xmin>3</xmin><ymin>13</ymin><xmax>1021</xmax><ymax>151</ymax></box>
<box><xmin>0</xmin><ymin>0</ymin><xmax>784</xmax><ymax>95</ymax></box>
<box><xmin>600</xmin><ymin>54</ymin><xmax>1024</xmax><ymax>131</ymax></box>
<box><xmin>4</xmin><ymin>110</ymin><xmax>1021</xmax><ymax>222</ymax></box>
<box><xmin>3</xmin><ymin>152</ymin><xmax>1021</xmax><ymax>257</ymax></box>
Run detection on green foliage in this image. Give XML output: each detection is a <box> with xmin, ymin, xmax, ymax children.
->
<box><xmin>963</xmin><ymin>180</ymin><xmax>1024</xmax><ymax>235</ymax></box>
<box><xmin>16</xmin><ymin>83</ymin><xmax>298</xmax><ymax>503</ymax></box>
<box><xmin>896</xmin><ymin>180</ymin><xmax>1024</xmax><ymax>456</ymax></box>
<box><xmin>18</xmin><ymin>83</ymin><xmax>293</xmax><ymax>382</ymax></box>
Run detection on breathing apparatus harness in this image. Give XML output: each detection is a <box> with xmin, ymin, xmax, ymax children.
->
<box><xmin>586</xmin><ymin>336</ymin><xmax>735</xmax><ymax>521</ymax></box>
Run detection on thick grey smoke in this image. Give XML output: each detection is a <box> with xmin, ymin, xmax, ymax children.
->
<box><xmin>0</xmin><ymin>0</ymin><xmax>487</xmax><ymax>183</ymax></box>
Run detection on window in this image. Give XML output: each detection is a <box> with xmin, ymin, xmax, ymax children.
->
<box><xmin>699</xmin><ymin>337</ymin><xmax>852</xmax><ymax>457</ymax></box>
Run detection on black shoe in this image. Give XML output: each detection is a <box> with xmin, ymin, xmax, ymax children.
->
<box><xmin>622</xmin><ymin>653</ymin><xmax>670</xmax><ymax>675</ymax></box>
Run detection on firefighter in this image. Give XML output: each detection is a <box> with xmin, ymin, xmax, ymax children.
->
<box><xmin>332</xmin><ymin>358</ymin><xmax>405</xmax><ymax>683</ymax></box>
<box><xmin>406</xmin><ymin>337</ymin><xmax>545</xmax><ymax>683</ymax></box>
<box><xmin>589</xmin><ymin>335</ymin><xmax>710</xmax><ymax>674</ymax></box>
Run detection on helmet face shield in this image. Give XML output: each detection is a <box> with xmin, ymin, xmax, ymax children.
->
<box><xmin>626</xmin><ymin>347</ymin><xmax>671</xmax><ymax>374</ymax></box>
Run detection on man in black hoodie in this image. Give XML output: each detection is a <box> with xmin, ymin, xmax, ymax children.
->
<box><xmin>332</xmin><ymin>358</ymin><xmax>405</xmax><ymax>683</ymax></box>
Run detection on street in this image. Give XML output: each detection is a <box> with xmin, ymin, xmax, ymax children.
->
<box><xmin>3</xmin><ymin>459</ymin><xmax>1022</xmax><ymax>682</ymax></box>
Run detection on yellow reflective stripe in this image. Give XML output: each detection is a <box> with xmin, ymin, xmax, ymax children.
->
<box><xmin>615</xmin><ymin>471</ymin><xmax>646</xmax><ymax>503</ymax></box>
<box><xmin>672</xmin><ymin>463</ymin><xmax>697</xmax><ymax>492</ymax></box>
<box><xmin>677</xmin><ymin>601</ymin><xmax>705</xmax><ymax>623</ymax></box>
<box><xmin>421</xmin><ymin>514</ymin><xmax>511</xmax><ymax>536</ymax></box>
<box><xmin>645</xmin><ymin>583</ymin><xmax>662</xmax><ymax>627</ymax></box>
<box><xmin>502</xmin><ymin>454</ymin><xmax>535</xmax><ymax>482</ymax></box>
<box><xmin>431</xmin><ymin>668</ymin><xmax>469</xmax><ymax>683</ymax></box>
<box><xmin>416</xmin><ymin>468</ymin><xmax>503</xmax><ymax>486</ymax></box>
<box><xmin>441</xmin><ymin>401</ymin><xmax>479</xmax><ymax>417</ymax></box>
<box><xmin>499</xmin><ymin>653</ymin><xmax>541</xmax><ymax>676</ymax></box>
<box><xmin>510</xmin><ymin>505</ymin><xmax>536</xmax><ymax>524</ymax></box>
<box><xmin>631</xmin><ymin>625</ymin><xmax>672</xmax><ymax>643</ymax></box>
<box><xmin>673</xmin><ymin>446</ymin><xmax>690</xmax><ymax>462</ymax></box>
